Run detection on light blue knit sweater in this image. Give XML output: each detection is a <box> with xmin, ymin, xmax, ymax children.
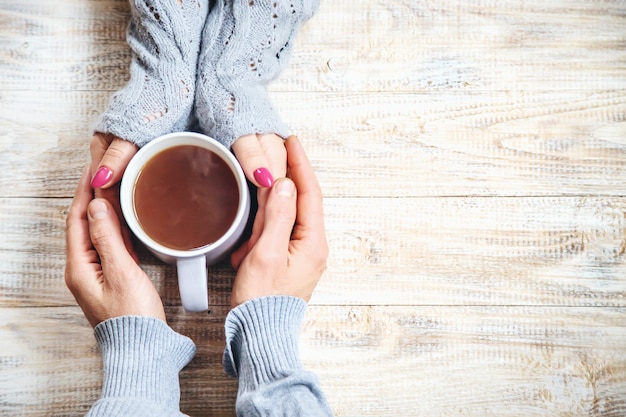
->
<box><xmin>95</xmin><ymin>0</ymin><xmax>319</xmax><ymax>149</ymax></box>
<box><xmin>86</xmin><ymin>296</ymin><xmax>333</xmax><ymax>416</ymax></box>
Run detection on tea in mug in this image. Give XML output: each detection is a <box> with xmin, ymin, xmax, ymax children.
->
<box><xmin>133</xmin><ymin>145</ymin><xmax>240</xmax><ymax>250</ymax></box>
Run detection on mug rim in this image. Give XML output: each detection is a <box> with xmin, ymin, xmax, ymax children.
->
<box><xmin>120</xmin><ymin>132</ymin><xmax>250</xmax><ymax>259</ymax></box>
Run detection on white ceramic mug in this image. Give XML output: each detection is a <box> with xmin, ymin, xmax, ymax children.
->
<box><xmin>120</xmin><ymin>132</ymin><xmax>250</xmax><ymax>312</ymax></box>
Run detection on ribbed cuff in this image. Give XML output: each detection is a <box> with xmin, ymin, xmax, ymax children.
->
<box><xmin>223</xmin><ymin>296</ymin><xmax>306</xmax><ymax>391</ymax></box>
<box><xmin>94</xmin><ymin>316</ymin><xmax>196</xmax><ymax>408</ymax></box>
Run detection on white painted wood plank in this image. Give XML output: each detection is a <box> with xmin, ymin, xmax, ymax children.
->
<box><xmin>1</xmin><ymin>0</ymin><xmax>624</xmax><ymax>92</ymax></box>
<box><xmin>1</xmin><ymin>90</ymin><xmax>625</xmax><ymax>198</ymax></box>
<box><xmin>1</xmin><ymin>197</ymin><xmax>624</xmax><ymax>307</ymax></box>
<box><xmin>1</xmin><ymin>306</ymin><xmax>624</xmax><ymax>416</ymax></box>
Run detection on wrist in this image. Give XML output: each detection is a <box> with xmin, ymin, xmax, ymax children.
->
<box><xmin>94</xmin><ymin>316</ymin><xmax>196</xmax><ymax>406</ymax></box>
<box><xmin>223</xmin><ymin>296</ymin><xmax>306</xmax><ymax>391</ymax></box>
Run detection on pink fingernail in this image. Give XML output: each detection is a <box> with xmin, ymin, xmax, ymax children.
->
<box><xmin>91</xmin><ymin>166</ymin><xmax>113</xmax><ymax>188</ymax></box>
<box><xmin>253</xmin><ymin>167</ymin><xmax>274</xmax><ymax>188</ymax></box>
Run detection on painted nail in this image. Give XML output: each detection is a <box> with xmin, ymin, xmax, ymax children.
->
<box><xmin>91</xmin><ymin>166</ymin><xmax>113</xmax><ymax>188</ymax></box>
<box><xmin>253</xmin><ymin>167</ymin><xmax>274</xmax><ymax>188</ymax></box>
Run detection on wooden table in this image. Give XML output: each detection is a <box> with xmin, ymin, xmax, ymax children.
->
<box><xmin>1</xmin><ymin>1</ymin><xmax>625</xmax><ymax>415</ymax></box>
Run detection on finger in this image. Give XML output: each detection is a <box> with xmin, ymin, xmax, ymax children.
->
<box><xmin>232</xmin><ymin>134</ymin><xmax>275</xmax><ymax>188</ymax></box>
<box><xmin>257</xmin><ymin>133</ymin><xmax>287</xmax><ymax>179</ymax></box>
<box><xmin>245</xmin><ymin>135</ymin><xmax>286</xmax><ymax>249</ymax></box>
<box><xmin>230</xmin><ymin>191</ymin><xmax>267</xmax><ymax>269</ymax></box>
<box><xmin>90</xmin><ymin>136</ymin><xmax>138</xmax><ymax>189</ymax></box>
<box><xmin>245</xmin><ymin>188</ymin><xmax>268</xmax><ymax>248</ymax></box>
<box><xmin>94</xmin><ymin>185</ymin><xmax>139</xmax><ymax>263</ymax></box>
<box><xmin>89</xmin><ymin>133</ymin><xmax>111</xmax><ymax>173</ymax></box>
<box><xmin>87</xmin><ymin>198</ymin><xmax>137</xmax><ymax>279</ymax></box>
<box><xmin>230</xmin><ymin>239</ymin><xmax>250</xmax><ymax>269</ymax></box>
<box><xmin>254</xmin><ymin>178</ymin><xmax>297</xmax><ymax>257</ymax></box>
<box><xmin>66</xmin><ymin>166</ymin><xmax>94</xmax><ymax>261</ymax></box>
<box><xmin>65</xmin><ymin>166</ymin><xmax>97</xmax><ymax>292</ymax></box>
<box><xmin>285</xmin><ymin>136</ymin><xmax>325</xmax><ymax>234</ymax></box>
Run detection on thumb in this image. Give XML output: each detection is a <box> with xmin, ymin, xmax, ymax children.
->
<box><xmin>91</xmin><ymin>137</ymin><xmax>138</xmax><ymax>189</ymax></box>
<box><xmin>255</xmin><ymin>178</ymin><xmax>297</xmax><ymax>255</ymax></box>
<box><xmin>87</xmin><ymin>198</ymin><xmax>135</xmax><ymax>273</ymax></box>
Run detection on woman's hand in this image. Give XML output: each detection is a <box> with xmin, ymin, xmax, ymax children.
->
<box><xmin>231</xmin><ymin>133</ymin><xmax>287</xmax><ymax>189</ymax></box>
<box><xmin>89</xmin><ymin>133</ymin><xmax>138</xmax><ymax>259</ymax></box>
<box><xmin>89</xmin><ymin>133</ymin><xmax>138</xmax><ymax>189</ymax></box>
<box><xmin>65</xmin><ymin>166</ymin><xmax>166</xmax><ymax>327</ymax></box>
<box><xmin>229</xmin><ymin>136</ymin><xmax>327</xmax><ymax>307</ymax></box>
<box><xmin>231</xmin><ymin>132</ymin><xmax>288</xmax><ymax>261</ymax></box>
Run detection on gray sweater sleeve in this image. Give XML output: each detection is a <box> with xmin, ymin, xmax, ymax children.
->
<box><xmin>95</xmin><ymin>0</ymin><xmax>209</xmax><ymax>147</ymax></box>
<box><xmin>194</xmin><ymin>0</ymin><xmax>320</xmax><ymax>148</ymax></box>
<box><xmin>223</xmin><ymin>296</ymin><xmax>334</xmax><ymax>416</ymax></box>
<box><xmin>86</xmin><ymin>316</ymin><xmax>196</xmax><ymax>417</ymax></box>
<box><xmin>95</xmin><ymin>0</ymin><xmax>319</xmax><ymax>149</ymax></box>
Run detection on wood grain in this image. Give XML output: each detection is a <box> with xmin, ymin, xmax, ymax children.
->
<box><xmin>1</xmin><ymin>196</ymin><xmax>624</xmax><ymax>308</ymax></box>
<box><xmin>1</xmin><ymin>0</ymin><xmax>625</xmax><ymax>415</ymax></box>
<box><xmin>1</xmin><ymin>90</ymin><xmax>625</xmax><ymax>198</ymax></box>
<box><xmin>0</xmin><ymin>306</ymin><xmax>624</xmax><ymax>416</ymax></box>
<box><xmin>0</xmin><ymin>0</ymin><xmax>624</xmax><ymax>93</ymax></box>
<box><xmin>301</xmin><ymin>305</ymin><xmax>626</xmax><ymax>417</ymax></box>
<box><xmin>0</xmin><ymin>306</ymin><xmax>235</xmax><ymax>417</ymax></box>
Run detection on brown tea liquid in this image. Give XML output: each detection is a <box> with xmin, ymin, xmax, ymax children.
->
<box><xmin>133</xmin><ymin>145</ymin><xmax>240</xmax><ymax>250</ymax></box>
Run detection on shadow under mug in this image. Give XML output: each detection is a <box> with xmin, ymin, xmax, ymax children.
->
<box><xmin>120</xmin><ymin>132</ymin><xmax>251</xmax><ymax>312</ymax></box>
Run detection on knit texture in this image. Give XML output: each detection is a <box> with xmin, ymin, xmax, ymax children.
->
<box><xmin>224</xmin><ymin>296</ymin><xmax>334</xmax><ymax>416</ymax></box>
<box><xmin>86</xmin><ymin>316</ymin><xmax>196</xmax><ymax>417</ymax></box>
<box><xmin>95</xmin><ymin>0</ymin><xmax>209</xmax><ymax>147</ymax></box>
<box><xmin>195</xmin><ymin>0</ymin><xmax>320</xmax><ymax>148</ymax></box>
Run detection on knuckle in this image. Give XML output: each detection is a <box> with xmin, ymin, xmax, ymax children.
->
<box><xmin>275</xmin><ymin>205</ymin><xmax>296</xmax><ymax>225</ymax></box>
<box><xmin>320</xmin><ymin>243</ymin><xmax>330</xmax><ymax>264</ymax></box>
<box><xmin>314</xmin><ymin>242</ymin><xmax>329</xmax><ymax>268</ymax></box>
<box><xmin>89</xmin><ymin>133</ymin><xmax>110</xmax><ymax>155</ymax></box>
<box><xmin>311</xmin><ymin>182</ymin><xmax>324</xmax><ymax>200</ymax></box>
<box><xmin>103</xmin><ymin>144</ymin><xmax>127</xmax><ymax>162</ymax></box>
<box><xmin>252</xmin><ymin>249</ymin><xmax>283</xmax><ymax>271</ymax></box>
<box><xmin>65</xmin><ymin>207</ymin><xmax>81</xmax><ymax>233</ymax></box>
<box><xmin>64</xmin><ymin>266</ymin><xmax>81</xmax><ymax>295</ymax></box>
<box><xmin>272</xmin><ymin>142</ymin><xmax>287</xmax><ymax>161</ymax></box>
<box><xmin>301</xmin><ymin>241</ymin><xmax>328</xmax><ymax>273</ymax></box>
<box><xmin>65</xmin><ymin>209</ymin><xmax>73</xmax><ymax>229</ymax></box>
<box><xmin>240</xmin><ymin>147</ymin><xmax>264</xmax><ymax>164</ymax></box>
<box><xmin>88</xmin><ymin>137</ymin><xmax>99</xmax><ymax>154</ymax></box>
<box><xmin>234</xmin><ymin>140</ymin><xmax>264</xmax><ymax>163</ymax></box>
<box><xmin>64</xmin><ymin>268</ymin><xmax>74</xmax><ymax>289</ymax></box>
<box><xmin>316</xmin><ymin>253</ymin><xmax>329</xmax><ymax>272</ymax></box>
<box><xmin>90</xmin><ymin>228</ymin><xmax>113</xmax><ymax>255</ymax></box>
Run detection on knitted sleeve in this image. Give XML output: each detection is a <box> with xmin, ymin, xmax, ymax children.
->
<box><xmin>195</xmin><ymin>0</ymin><xmax>320</xmax><ymax>148</ymax></box>
<box><xmin>86</xmin><ymin>316</ymin><xmax>196</xmax><ymax>417</ymax></box>
<box><xmin>94</xmin><ymin>0</ymin><xmax>209</xmax><ymax>147</ymax></box>
<box><xmin>223</xmin><ymin>296</ymin><xmax>334</xmax><ymax>416</ymax></box>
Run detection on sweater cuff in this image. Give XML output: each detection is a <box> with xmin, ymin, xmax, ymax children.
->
<box><xmin>223</xmin><ymin>296</ymin><xmax>306</xmax><ymax>391</ymax></box>
<box><xmin>94</xmin><ymin>316</ymin><xmax>196</xmax><ymax>408</ymax></box>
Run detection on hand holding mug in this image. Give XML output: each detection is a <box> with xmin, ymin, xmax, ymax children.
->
<box><xmin>65</xmin><ymin>167</ymin><xmax>166</xmax><ymax>328</ymax></box>
<box><xmin>89</xmin><ymin>131</ymin><xmax>286</xmax><ymax>268</ymax></box>
<box><xmin>90</xmin><ymin>133</ymin><xmax>138</xmax><ymax>189</ymax></box>
<box><xmin>230</xmin><ymin>136</ymin><xmax>328</xmax><ymax>307</ymax></box>
<box><xmin>231</xmin><ymin>133</ymin><xmax>288</xmax><ymax>261</ymax></box>
<box><xmin>89</xmin><ymin>134</ymin><xmax>139</xmax><ymax>257</ymax></box>
<box><xmin>120</xmin><ymin>132</ymin><xmax>250</xmax><ymax>312</ymax></box>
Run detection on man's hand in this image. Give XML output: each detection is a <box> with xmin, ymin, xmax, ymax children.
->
<box><xmin>230</xmin><ymin>136</ymin><xmax>328</xmax><ymax>307</ymax></box>
<box><xmin>65</xmin><ymin>166</ymin><xmax>166</xmax><ymax>327</ymax></box>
